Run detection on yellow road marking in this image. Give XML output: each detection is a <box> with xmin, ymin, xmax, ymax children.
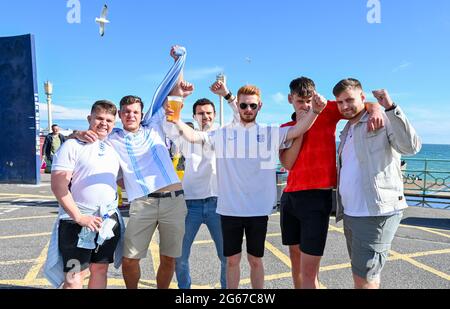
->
<box><xmin>0</xmin><ymin>193</ymin><xmax>55</xmax><ymax>199</ymax></box>
<box><xmin>193</xmin><ymin>239</ymin><xmax>214</xmax><ymax>245</ymax></box>
<box><xmin>407</xmin><ymin>248</ymin><xmax>450</xmax><ymax>259</ymax></box>
<box><xmin>400</xmin><ymin>224</ymin><xmax>450</xmax><ymax>239</ymax></box>
<box><xmin>427</xmin><ymin>227</ymin><xmax>450</xmax><ymax>234</ymax></box>
<box><xmin>265</xmin><ymin>241</ymin><xmax>291</xmax><ymax>268</ymax></box>
<box><xmin>328</xmin><ymin>225</ymin><xmax>344</xmax><ymax>233</ymax></box>
<box><xmin>238</xmin><ymin>273</ymin><xmax>290</xmax><ymax>286</ymax></box>
<box><xmin>320</xmin><ymin>262</ymin><xmax>352</xmax><ymax>272</ymax></box>
<box><xmin>389</xmin><ymin>250</ymin><xmax>450</xmax><ymax>281</ymax></box>
<box><xmin>325</xmin><ymin>224</ymin><xmax>450</xmax><ymax>282</ymax></box>
<box><xmin>0</xmin><ymin>215</ymin><xmax>57</xmax><ymax>222</ymax></box>
<box><xmin>24</xmin><ymin>242</ymin><xmax>50</xmax><ymax>282</ymax></box>
<box><xmin>264</xmin><ymin>240</ymin><xmax>327</xmax><ymax>288</ymax></box>
<box><xmin>3</xmin><ymin>243</ymin><xmax>450</xmax><ymax>288</ymax></box>
<box><xmin>2</xmin><ymin>221</ymin><xmax>450</xmax><ymax>288</ymax></box>
<box><xmin>266</xmin><ymin>233</ymin><xmax>282</xmax><ymax>238</ymax></box>
<box><xmin>0</xmin><ymin>232</ymin><xmax>51</xmax><ymax>240</ymax></box>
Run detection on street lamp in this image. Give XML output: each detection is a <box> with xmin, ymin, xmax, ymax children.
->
<box><xmin>216</xmin><ymin>73</ymin><xmax>226</xmax><ymax>127</ymax></box>
<box><xmin>44</xmin><ymin>81</ymin><xmax>53</xmax><ymax>132</ymax></box>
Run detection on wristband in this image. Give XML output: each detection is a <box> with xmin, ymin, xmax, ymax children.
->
<box><xmin>385</xmin><ymin>103</ymin><xmax>397</xmax><ymax>112</ymax></box>
<box><xmin>224</xmin><ymin>92</ymin><xmax>232</xmax><ymax>101</ymax></box>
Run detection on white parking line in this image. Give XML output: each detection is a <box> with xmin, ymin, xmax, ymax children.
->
<box><xmin>0</xmin><ymin>207</ymin><xmax>20</xmax><ymax>216</ymax></box>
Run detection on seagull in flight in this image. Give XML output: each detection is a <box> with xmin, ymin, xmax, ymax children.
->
<box><xmin>95</xmin><ymin>5</ymin><xmax>110</xmax><ymax>37</ymax></box>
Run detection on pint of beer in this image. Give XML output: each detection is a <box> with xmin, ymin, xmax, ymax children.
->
<box><xmin>167</xmin><ymin>96</ymin><xmax>183</xmax><ymax>122</ymax></box>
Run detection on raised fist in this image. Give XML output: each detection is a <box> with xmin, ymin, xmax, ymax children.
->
<box><xmin>372</xmin><ymin>89</ymin><xmax>394</xmax><ymax>110</ymax></box>
<box><xmin>312</xmin><ymin>92</ymin><xmax>327</xmax><ymax>114</ymax></box>
<box><xmin>210</xmin><ymin>81</ymin><xmax>229</xmax><ymax>97</ymax></box>
<box><xmin>170</xmin><ymin>45</ymin><xmax>183</xmax><ymax>61</ymax></box>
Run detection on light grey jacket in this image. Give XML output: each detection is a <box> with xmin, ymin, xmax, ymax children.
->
<box><xmin>336</xmin><ymin>105</ymin><xmax>422</xmax><ymax>222</ymax></box>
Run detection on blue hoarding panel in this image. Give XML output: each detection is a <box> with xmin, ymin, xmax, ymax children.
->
<box><xmin>0</xmin><ymin>34</ymin><xmax>40</xmax><ymax>184</ymax></box>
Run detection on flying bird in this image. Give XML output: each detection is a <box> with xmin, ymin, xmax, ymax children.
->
<box><xmin>95</xmin><ymin>5</ymin><xmax>110</xmax><ymax>37</ymax></box>
<box><xmin>245</xmin><ymin>57</ymin><xmax>252</xmax><ymax>64</ymax></box>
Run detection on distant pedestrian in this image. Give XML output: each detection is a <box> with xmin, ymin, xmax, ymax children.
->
<box><xmin>42</xmin><ymin>124</ymin><xmax>66</xmax><ymax>169</ymax></box>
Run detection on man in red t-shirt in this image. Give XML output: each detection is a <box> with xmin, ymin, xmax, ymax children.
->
<box><xmin>279</xmin><ymin>77</ymin><xmax>383</xmax><ymax>289</ymax></box>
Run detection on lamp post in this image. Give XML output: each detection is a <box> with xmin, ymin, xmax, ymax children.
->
<box><xmin>44</xmin><ymin>81</ymin><xmax>53</xmax><ymax>132</ymax></box>
<box><xmin>216</xmin><ymin>73</ymin><xmax>226</xmax><ymax>127</ymax></box>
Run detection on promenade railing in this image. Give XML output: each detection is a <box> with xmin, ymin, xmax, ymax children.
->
<box><xmin>402</xmin><ymin>158</ymin><xmax>450</xmax><ymax>209</ymax></box>
<box><xmin>276</xmin><ymin>158</ymin><xmax>450</xmax><ymax>210</ymax></box>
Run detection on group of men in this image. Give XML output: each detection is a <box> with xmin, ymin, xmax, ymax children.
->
<box><xmin>44</xmin><ymin>45</ymin><xmax>421</xmax><ymax>290</ymax></box>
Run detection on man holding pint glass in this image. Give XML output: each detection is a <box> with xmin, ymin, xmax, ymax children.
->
<box><xmin>73</xmin><ymin>46</ymin><xmax>194</xmax><ymax>289</ymax></box>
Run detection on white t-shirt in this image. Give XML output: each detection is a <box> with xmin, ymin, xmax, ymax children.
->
<box><xmin>52</xmin><ymin>139</ymin><xmax>121</xmax><ymax>215</ymax></box>
<box><xmin>108</xmin><ymin>111</ymin><xmax>180</xmax><ymax>202</ymax></box>
<box><xmin>340</xmin><ymin>125</ymin><xmax>398</xmax><ymax>217</ymax></box>
<box><xmin>202</xmin><ymin>123</ymin><xmax>291</xmax><ymax>217</ymax></box>
<box><xmin>165</xmin><ymin>122</ymin><xmax>218</xmax><ymax>200</ymax></box>
<box><xmin>339</xmin><ymin>125</ymin><xmax>371</xmax><ymax>217</ymax></box>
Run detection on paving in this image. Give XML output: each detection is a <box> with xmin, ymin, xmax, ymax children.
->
<box><xmin>0</xmin><ymin>174</ymin><xmax>449</xmax><ymax>289</ymax></box>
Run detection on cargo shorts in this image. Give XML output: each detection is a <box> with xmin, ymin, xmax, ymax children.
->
<box><xmin>343</xmin><ymin>212</ymin><xmax>403</xmax><ymax>282</ymax></box>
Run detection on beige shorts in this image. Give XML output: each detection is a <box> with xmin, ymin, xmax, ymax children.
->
<box><xmin>123</xmin><ymin>194</ymin><xmax>187</xmax><ymax>259</ymax></box>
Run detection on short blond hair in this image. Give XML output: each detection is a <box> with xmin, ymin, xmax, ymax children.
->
<box><xmin>237</xmin><ymin>85</ymin><xmax>261</xmax><ymax>101</ymax></box>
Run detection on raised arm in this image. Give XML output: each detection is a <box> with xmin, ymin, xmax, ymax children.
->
<box><xmin>365</xmin><ymin>102</ymin><xmax>384</xmax><ymax>131</ymax></box>
<box><xmin>285</xmin><ymin>92</ymin><xmax>327</xmax><ymax>141</ymax></box>
<box><xmin>143</xmin><ymin>45</ymin><xmax>188</xmax><ymax>125</ymax></box>
<box><xmin>372</xmin><ymin>89</ymin><xmax>422</xmax><ymax>155</ymax></box>
<box><xmin>164</xmin><ymin>103</ymin><xmax>205</xmax><ymax>144</ymax></box>
<box><xmin>51</xmin><ymin>171</ymin><xmax>102</xmax><ymax>232</ymax></box>
<box><xmin>279</xmin><ymin>135</ymin><xmax>304</xmax><ymax>170</ymax></box>
<box><xmin>210</xmin><ymin>80</ymin><xmax>240</xmax><ymax>124</ymax></box>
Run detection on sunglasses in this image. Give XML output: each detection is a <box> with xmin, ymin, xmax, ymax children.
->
<box><xmin>239</xmin><ymin>103</ymin><xmax>258</xmax><ymax>110</ymax></box>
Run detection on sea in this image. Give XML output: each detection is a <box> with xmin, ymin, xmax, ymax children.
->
<box><xmin>45</xmin><ymin>119</ymin><xmax>450</xmax><ymax>209</ymax></box>
<box><xmin>47</xmin><ymin>119</ymin><xmax>450</xmax><ymax>166</ymax></box>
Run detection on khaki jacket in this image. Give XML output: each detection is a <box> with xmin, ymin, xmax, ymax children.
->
<box><xmin>336</xmin><ymin>105</ymin><xmax>422</xmax><ymax>222</ymax></box>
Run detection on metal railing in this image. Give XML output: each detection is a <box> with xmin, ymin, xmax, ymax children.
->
<box><xmin>277</xmin><ymin>158</ymin><xmax>450</xmax><ymax>210</ymax></box>
<box><xmin>402</xmin><ymin>158</ymin><xmax>450</xmax><ymax>209</ymax></box>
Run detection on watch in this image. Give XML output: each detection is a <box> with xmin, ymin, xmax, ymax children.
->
<box><xmin>224</xmin><ymin>92</ymin><xmax>232</xmax><ymax>101</ymax></box>
<box><xmin>385</xmin><ymin>103</ymin><xmax>397</xmax><ymax>112</ymax></box>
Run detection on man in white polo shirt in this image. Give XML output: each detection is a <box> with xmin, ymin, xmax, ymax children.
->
<box><xmin>165</xmin><ymin>84</ymin><xmax>327</xmax><ymax>288</ymax></box>
<box><xmin>45</xmin><ymin>100</ymin><xmax>124</xmax><ymax>289</ymax></box>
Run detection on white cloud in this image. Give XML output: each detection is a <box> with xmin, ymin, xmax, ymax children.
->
<box><xmin>271</xmin><ymin>92</ymin><xmax>286</xmax><ymax>104</ymax></box>
<box><xmin>392</xmin><ymin>61</ymin><xmax>412</xmax><ymax>73</ymax></box>
<box><xmin>39</xmin><ymin>103</ymin><xmax>90</xmax><ymax>120</ymax></box>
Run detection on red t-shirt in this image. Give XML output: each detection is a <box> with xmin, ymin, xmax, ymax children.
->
<box><xmin>281</xmin><ymin>101</ymin><xmax>343</xmax><ymax>192</ymax></box>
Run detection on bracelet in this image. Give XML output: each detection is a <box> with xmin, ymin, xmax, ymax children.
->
<box><xmin>227</xmin><ymin>95</ymin><xmax>236</xmax><ymax>103</ymax></box>
<box><xmin>385</xmin><ymin>103</ymin><xmax>397</xmax><ymax>112</ymax></box>
<box><xmin>224</xmin><ymin>92</ymin><xmax>232</xmax><ymax>101</ymax></box>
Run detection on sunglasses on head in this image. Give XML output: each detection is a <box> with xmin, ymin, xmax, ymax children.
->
<box><xmin>239</xmin><ymin>103</ymin><xmax>258</xmax><ymax>110</ymax></box>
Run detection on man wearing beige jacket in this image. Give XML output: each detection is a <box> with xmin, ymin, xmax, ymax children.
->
<box><xmin>333</xmin><ymin>78</ymin><xmax>421</xmax><ymax>289</ymax></box>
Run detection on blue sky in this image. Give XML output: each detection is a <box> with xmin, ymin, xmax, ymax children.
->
<box><xmin>1</xmin><ymin>0</ymin><xmax>450</xmax><ymax>144</ymax></box>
